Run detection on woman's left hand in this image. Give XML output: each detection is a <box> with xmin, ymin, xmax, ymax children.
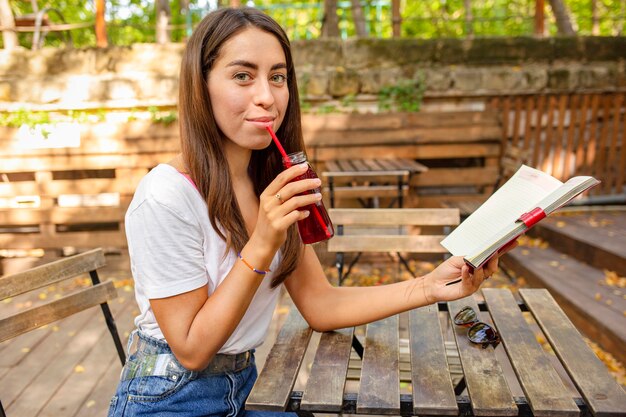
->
<box><xmin>422</xmin><ymin>240</ymin><xmax>519</xmax><ymax>304</ymax></box>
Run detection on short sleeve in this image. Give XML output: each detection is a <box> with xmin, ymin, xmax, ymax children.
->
<box><xmin>126</xmin><ymin>198</ymin><xmax>208</xmax><ymax>299</ymax></box>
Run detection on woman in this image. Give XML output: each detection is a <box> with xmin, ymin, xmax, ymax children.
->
<box><xmin>108</xmin><ymin>7</ymin><xmax>514</xmax><ymax>417</ymax></box>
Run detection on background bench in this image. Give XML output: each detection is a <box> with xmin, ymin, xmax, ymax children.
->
<box><xmin>0</xmin><ymin>248</ymin><xmax>125</xmax><ymax>416</ymax></box>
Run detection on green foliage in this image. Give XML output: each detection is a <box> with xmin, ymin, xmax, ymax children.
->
<box><xmin>377</xmin><ymin>77</ymin><xmax>425</xmax><ymax>113</ymax></box>
<box><xmin>148</xmin><ymin>106</ymin><xmax>178</xmax><ymax>125</ymax></box>
<box><xmin>1</xmin><ymin>1</ymin><xmax>624</xmax><ymax>48</ymax></box>
<box><xmin>0</xmin><ymin>109</ymin><xmax>51</xmax><ymax>128</ymax></box>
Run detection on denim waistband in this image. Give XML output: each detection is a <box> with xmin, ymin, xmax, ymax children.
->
<box><xmin>120</xmin><ymin>331</ymin><xmax>253</xmax><ymax>381</ymax></box>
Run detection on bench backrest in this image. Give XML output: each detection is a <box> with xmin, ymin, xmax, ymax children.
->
<box><xmin>0</xmin><ymin>248</ymin><xmax>120</xmax><ymax>344</ymax></box>
<box><xmin>328</xmin><ymin>208</ymin><xmax>460</xmax><ymax>254</ymax></box>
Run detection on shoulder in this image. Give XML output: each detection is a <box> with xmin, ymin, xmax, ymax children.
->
<box><xmin>128</xmin><ymin>164</ymin><xmax>203</xmax><ymax>224</ymax></box>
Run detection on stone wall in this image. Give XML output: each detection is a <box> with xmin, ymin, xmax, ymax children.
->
<box><xmin>0</xmin><ymin>37</ymin><xmax>624</xmax><ymax>109</ymax></box>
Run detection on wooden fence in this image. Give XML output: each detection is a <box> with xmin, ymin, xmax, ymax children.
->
<box><xmin>1</xmin><ymin>92</ymin><xmax>624</xmax><ymax>266</ymax></box>
<box><xmin>490</xmin><ymin>92</ymin><xmax>626</xmax><ymax>199</ymax></box>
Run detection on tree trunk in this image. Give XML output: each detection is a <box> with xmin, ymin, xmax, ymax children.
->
<box><xmin>0</xmin><ymin>0</ymin><xmax>18</xmax><ymax>49</ymax></box>
<box><xmin>535</xmin><ymin>0</ymin><xmax>545</xmax><ymax>36</ymax></box>
<box><xmin>156</xmin><ymin>0</ymin><xmax>171</xmax><ymax>44</ymax></box>
<box><xmin>391</xmin><ymin>0</ymin><xmax>401</xmax><ymax>37</ymax></box>
<box><xmin>547</xmin><ymin>0</ymin><xmax>576</xmax><ymax>35</ymax></box>
<box><xmin>350</xmin><ymin>0</ymin><xmax>367</xmax><ymax>37</ymax></box>
<box><xmin>321</xmin><ymin>0</ymin><xmax>340</xmax><ymax>37</ymax></box>
<box><xmin>591</xmin><ymin>0</ymin><xmax>599</xmax><ymax>35</ymax></box>
<box><xmin>464</xmin><ymin>0</ymin><xmax>473</xmax><ymax>37</ymax></box>
<box><xmin>95</xmin><ymin>0</ymin><xmax>108</xmax><ymax>48</ymax></box>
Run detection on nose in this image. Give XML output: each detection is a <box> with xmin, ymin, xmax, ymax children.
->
<box><xmin>252</xmin><ymin>79</ymin><xmax>275</xmax><ymax>108</ymax></box>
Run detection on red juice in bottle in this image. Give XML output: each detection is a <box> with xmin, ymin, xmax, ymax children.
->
<box><xmin>283</xmin><ymin>152</ymin><xmax>334</xmax><ymax>244</ymax></box>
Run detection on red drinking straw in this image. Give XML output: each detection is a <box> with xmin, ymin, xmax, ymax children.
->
<box><xmin>265</xmin><ymin>126</ymin><xmax>331</xmax><ymax>239</ymax></box>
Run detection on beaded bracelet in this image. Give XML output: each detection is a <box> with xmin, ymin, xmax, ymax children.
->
<box><xmin>238</xmin><ymin>252</ymin><xmax>271</xmax><ymax>275</ymax></box>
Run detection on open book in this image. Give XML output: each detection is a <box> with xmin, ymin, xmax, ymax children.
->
<box><xmin>441</xmin><ymin>165</ymin><xmax>600</xmax><ymax>270</ymax></box>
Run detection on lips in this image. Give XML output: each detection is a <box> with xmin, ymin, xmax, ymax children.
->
<box><xmin>246</xmin><ymin>116</ymin><xmax>275</xmax><ymax>128</ymax></box>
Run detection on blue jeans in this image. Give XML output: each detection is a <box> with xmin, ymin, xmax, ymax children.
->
<box><xmin>107</xmin><ymin>332</ymin><xmax>296</xmax><ymax>417</ymax></box>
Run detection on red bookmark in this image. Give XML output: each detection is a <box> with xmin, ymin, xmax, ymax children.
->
<box><xmin>518</xmin><ymin>207</ymin><xmax>546</xmax><ymax>228</ymax></box>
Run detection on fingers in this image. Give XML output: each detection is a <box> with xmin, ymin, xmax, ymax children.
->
<box><xmin>264</xmin><ymin>163</ymin><xmax>310</xmax><ymax>197</ymax></box>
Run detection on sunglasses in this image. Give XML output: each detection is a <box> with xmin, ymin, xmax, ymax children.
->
<box><xmin>453</xmin><ymin>306</ymin><xmax>501</xmax><ymax>349</ymax></box>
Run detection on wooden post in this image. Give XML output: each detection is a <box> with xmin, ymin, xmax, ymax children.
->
<box><xmin>0</xmin><ymin>0</ymin><xmax>18</xmax><ymax>49</ymax></box>
<box><xmin>535</xmin><ymin>0</ymin><xmax>545</xmax><ymax>37</ymax></box>
<box><xmin>156</xmin><ymin>0</ymin><xmax>171</xmax><ymax>44</ymax></box>
<box><xmin>95</xmin><ymin>0</ymin><xmax>108</xmax><ymax>47</ymax></box>
<box><xmin>392</xmin><ymin>0</ymin><xmax>401</xmax><ymax>37</ymax></box>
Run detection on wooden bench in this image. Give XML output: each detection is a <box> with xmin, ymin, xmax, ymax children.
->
<box><xmin>328</xmin><ymin>208</ymin><xmax>460</xmax><ymax>285</ymax></box>
<box><xmin>246</xmin><ymin>288</ymin><xmax>626</xmax><ymax>416</ymax></box>
<box><xmin>0</xmin><ymin>248</ymin><xmax>126</xmax><ymax>416</ymax></box>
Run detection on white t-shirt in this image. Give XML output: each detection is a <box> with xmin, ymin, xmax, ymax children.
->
<box><xmin>125</xmin><ymin>164</ymin><xmax>282</xmax><ymax>354</ymax></box>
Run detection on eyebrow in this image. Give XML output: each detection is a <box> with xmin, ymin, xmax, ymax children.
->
<box><xmin>226</xmin><ymin>60</ymin><xmax>287</xmax><ymax>71</ymax></box>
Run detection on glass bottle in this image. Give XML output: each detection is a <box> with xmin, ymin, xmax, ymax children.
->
<box><xmin>283</xmin><ymin>151</ymin><xmax>334</xmax><ymax>244</ymax></box>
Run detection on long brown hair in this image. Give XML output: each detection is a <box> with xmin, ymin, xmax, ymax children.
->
<box><xmin>178</xmin><ymin>7</ymin><xmax>304</xmax><ymax>288</ymax></box>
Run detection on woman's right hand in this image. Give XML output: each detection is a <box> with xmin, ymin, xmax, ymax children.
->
<box><xmin>251</xmin><ymin>162</ymin><xmax>322</xmax><ymax>253</ymax></box>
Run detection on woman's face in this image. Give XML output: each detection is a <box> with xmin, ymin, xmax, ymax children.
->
<box><xmin>207</xmin><ymin>27</ymin><xmax>289</xmax><ymax>152</ymax></box>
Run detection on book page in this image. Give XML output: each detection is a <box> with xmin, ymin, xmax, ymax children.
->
<box><xmin>441</xmin><ymin>165</ymin><xmax>563</xmax><ymax>256</ymax></box>
<box><xmin>536</xmin><ymin>176</ymin><xmax>600</xmax><ymax>214</ymax></box>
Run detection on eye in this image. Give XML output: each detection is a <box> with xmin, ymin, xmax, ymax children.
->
<box><xmin>270</xmin><ymin>73</ymin><xmax>287</xmax><ymax>85</ymax></box>
<box><xmin>234</xmin><ymin>72</ymin><xmax>251</xmax><ymax>82</ymax></box>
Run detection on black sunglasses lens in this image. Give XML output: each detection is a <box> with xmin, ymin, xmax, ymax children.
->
<box><xmin>454</xmin><ymin>306</ymin><xmax>477</xmax><ymax>326</ymax></box>
<box><xmin>468</xmin><ymin>322</ymin><xmax>498</xmax><ymax>343</ymax></box>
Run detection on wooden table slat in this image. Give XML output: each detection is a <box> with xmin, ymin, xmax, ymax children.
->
<box><xmin>447</xmin><ymin>296</ymin><xmax>518</xmax><ymax>416</ymax></box>
<box><xmin>301</xmin><ymin>327</ymin><xmax>354</xmax><ymax>412</ymax></box>
<box><xmin>246</xmin><ymin>309</ymin><xmax>312</xmax><ymax>411</ymax></box>
<box><xmin>519</xmin><ymin>288</ymin><xmax>626</xmax><ymax>417</ymax></box>
<box><xmin>357</xmin><ymin>315</ymin><xmax>401</xmax><ymax>415</ymax></box>
<box><xmin>409</xmin><ymin>305</ymin><xmax>458</xmax><ymax>416</ymax></box>
<box><xmin>482</xmin><ymin>288</ymin><xmax>580</xmax><ymax>417</ymax></box>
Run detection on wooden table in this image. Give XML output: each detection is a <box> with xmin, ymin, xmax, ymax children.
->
<box><xmin>246</xmin><ymin>288</ymin><xmax>626</xmax><ymax>416</ymax></box>
<box><xmin>322</xmin><ymin>158</ymin><xmax>428</xmax><ymax>208</ymax></box>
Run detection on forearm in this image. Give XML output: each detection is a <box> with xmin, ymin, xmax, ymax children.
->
<box><xmin>300</xmin><ymin>276</ymin><xmax>432</xmax><ymax>332</ymax></box>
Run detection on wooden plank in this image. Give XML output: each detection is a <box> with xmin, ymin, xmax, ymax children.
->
<box><xmin>246</xmin><ymin>309</ymin><xmax>312</xmax><ymax>411</ymax></box>
<box><xmin>535</xmin><ymin>214</ymin><xmax>626</xmax><ymax>276</ymax></box>
<box><xmin>0</xmin><ymin>176</ymin><xmax>142</xmax><ymax>197</ymax></box>
<box><xmin>481</xmin><ymin>288</ymin><xmax>579</xmax><ymax>417</ymax></box>
<box><xmin>0</xmin><ymin>230</ymin><xmax>127</xmax><ymax>250</ymax></box>
<box><xmin>300</xmin><ymin>327</ymin><xmax>353</xmax><ymax>412</ymax></box>
<box><xmin>447</xmin><ymin>296</ymin><xmax>517</xmax><ymax>416</ymax></box>
<box><xmin>585</xmin><ymin>94</ymin><xmax>601</xmax><ymax>176</ymax></box>
<box><xmin>519</xmin><ymin>289</ymin><xmax>626</xmax><ymax>417</ymax></box>
<box><xmin>522</xmin><ymin>95</ymin><xmax>534</xmax><ymax>151</ymax></box>
<box><xmin>552</xmin><ymin>94</ymin><xmax>568</xmax><ymax>180</ymax></box>
<box><xmin>322</xmin><ymin>185</ymin><xmax>408</xmax><ymax>199</ymax></box>
<box><xmin>616</xmin><ymin>97</ymin><xmax>626</xmax><ymax>194</ymax></box>
<box><xmin>357</xmin><ymin>315</ymin><xmax>400</xmax><ymax>415</ymax></box>
<box><xmin>409</xmin><ymin>305</ymin><xmax>458</xmax><ymax>416</ymax></box>
<box><xmin>0</xmin><ymin>249</ymin><xmax>105</xmax><ymax>299</ymax></box>
<box><xmin>502</xmin><ymin>246</ymin><xmax>626</xmax><ymax>365</ymax></box>
<box><xmin>563</xmin><ymin>94</ymin><xmax>580</xmax><ymax>178</ymax></box>
<box><xmin>0</xmin><ymin>153</ymin><xmax>177</xmax><ymax>172</ymax></box>
<box><xmin>603</xmin><ymin>93</ymin><xmax>623</xmax><ymax>194</ymax></box>
<box><xmin>0</xmin><ymin>281</ymin><xmax>118</xmax><ymax>343</ymax></box>
<box><xmin>30</xmin><ymin>291</ymin><xmax>132</xmax><ymax>417</ymax></box>
<box><xmin>1</xmin><ymin>290</ymin><xmax>132</xmax><ymax>417</ymax></box>
<box><xmin>575</xmin><ymin>94</ymin><xmax>591</xmax><ymax>173</ymax></box>
<box><xmin>594</xmin><ymin>94</ymin><xmax>611</xmax><ymax>183</ymax></box>
<box><xmin>0</xmin><ymin>206</ymin><xmax>126</xmax><ymax>225</ymax></box>
<box><xmin>311</xmin><ymin>143</ymin><xmax>500</xmax><ymax>162</ymax></box>
<box><xmin>413</xmin><ymin>167</ymin><xmax>498</xmax><ymax>187</ymax></box>
<box><xmin>511</xmin><ymin>96</ymin><xmax>522</xmax><ymax>147</ymax></box>
<box><xmin>542</xmin><ymin>95</ymin><xmax>557</xmax><ymax>174</ymax></box>
<box><xmin>532</xmin><ymin>95</ymin><xmax>546</xmax><ymax>167</ymax></box>
<box><xmin>328</xmin><ymin>235</ymin><xmax>448</xmax><ymax>253</ymax></box>
<box><xmin>328</xmin><ymin>208</ymin><xmax>460</xmax><ymax>226</ymax></box>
